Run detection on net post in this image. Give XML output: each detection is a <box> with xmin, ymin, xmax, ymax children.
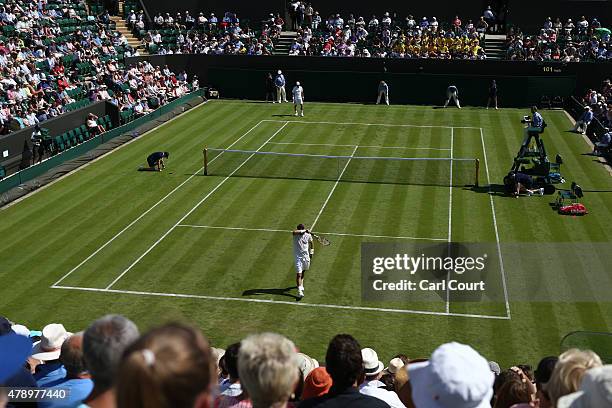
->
<box><xmin>475</xmin><ymin>159</ymin><xmax>480</xmax><ymax>187</ymax></box>
<box><xmin>203</xmin><ymin>147</ymin><xmax>208</xmax><ymax>176</ymax></box>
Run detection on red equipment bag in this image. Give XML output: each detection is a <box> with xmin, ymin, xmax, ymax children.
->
<box><xmin>558</xmin><ymin>203</ymin><xmax>588</xmax><ymax>215</ymax></box>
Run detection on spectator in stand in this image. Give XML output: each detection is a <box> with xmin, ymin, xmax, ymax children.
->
<box><xmin>593</xmin><ymin>127</ymin><xmax>611</xmax><ymax>155</ymax></box>
<box><xmin>80</xmin><ymin>315</ymin><xmax>139</xmax><ymax>408</ymax></box>
<box><xmin>40</xmin><ymin>333</ymin><xmax>94</xmax><ymax>408</ymax></box>
<box><xmin>483</xmin><ymin>6</ymin><xmax>495</xmax><ymax>33</ymax></box>
<box><xmin>0</xmin><ymin>316</ymin><xmax>38</xmax><ymax>393</ymax></box>
<box><xmin>545</xmin><ymin>348</ymin><xmax>603</xmax><ymax>407</ymax></box>
<box><xmin>534</xmin><ymin>356</ymin><xmax>558</xmax><ymax>408</ymax></box>
<box><xmin>409</xmin><ymin>342</ymin><xmax>495</xmax><ymax>408</ymax></box>
<box><xmin>217</xmin><ymin>343</ymin><xmax>244</xmax><ymax>400</ymax></box>
<box><xmin>302</xmin><ymin>367</ymin><xmax>333</xmax><ymax>401</ymax></box>
<box><xmin>557</xmin><ymin>365</ymin><xmax>612</xmax><ymax>407</ymax></box>
<box><xmin>573</xmin><ymin>106</ymin><xmax>594</xmax><ymax>134</ymax></box>
<box><xmin>86</xmin><ymin>113</ymin><xmax>105</xmax><ymax>136</ymax></box>
<box><xmin>238</xmin><ymin>333</ymin><xmax>298</xmax><ymax>408</ymax></box>
<box><xmin>299</xmin><ymin>334</ymin><xmax>389</xmax><ymax>408</ymax></box>
<box><xmin>116</xmin><ymin>323</ymin><xmax>215</xmax><ymax>408</ymax></box>
<box><xmin>33</xmin><ymin>324</ymin><xmax>72</xmax><ymax>387</ymax></box>
<box><xmin>359</xmin><ymin>348</ymin><xmax>405</xmax><ymax>407</ymax></box>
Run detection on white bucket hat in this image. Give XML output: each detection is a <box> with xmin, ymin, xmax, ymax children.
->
<box><xmin>362</xmin><ymin>348</ymin><xmax>384</xmax><ymax>376</ymax></box>
<box><xmin>31</xmin><ymin>324</ymin><xmax>72</xmax><ymax>361</ymax></box>
<box><xmin>408</xmin><ymin>342</ymin><xmax>494</xmax><ymax>408</ymax></box>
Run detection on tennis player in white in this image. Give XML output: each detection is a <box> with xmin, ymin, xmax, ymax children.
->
<box><xmin>292</xmin><ymin>81</ymin><xmax>304</xmax><ymax>116</ymax></box>
<box><xmin>292</xmin><ymin>223</ymin><xmax>313</xmax><ymax>298</ymax></box>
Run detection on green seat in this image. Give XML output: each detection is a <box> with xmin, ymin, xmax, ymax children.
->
<box><xmin>0</xmin><ymin>165</ymin><xmax>5</xmax><ymax>179</ymax></box>
<box><xmin>68</xmin><ymin>130</ymin><xmax>78</xmax><ymax>145</ymax></box>
<box><xmin>79</xmin><ymin>125</ymin><xmax>90</xmax><ymax>139</ymax></box>
<box><xmin>103</xmin><ymin>115</ymin><xmax>112</xmax><ymax>129</ymax></box>
<box><xmin>61</xmin><ymin>133</ymin><xmax>71</xmax><ymax>148</ymax></box>
<box><xmin>55</xmin><ymin>136</ymin><xmax>65</xmax><ymax>152</ymax></box>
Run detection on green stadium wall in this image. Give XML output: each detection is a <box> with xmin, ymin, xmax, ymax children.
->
<box><xmin>130</xmin><ymin>55</ymin><xmax>610</xmax><ymax>107</ymax></box>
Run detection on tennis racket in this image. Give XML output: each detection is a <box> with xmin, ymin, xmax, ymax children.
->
<box><xmin>312</xmin><ymin>233</ymin><xmax>331</xmax><ymax>246</ymax></box>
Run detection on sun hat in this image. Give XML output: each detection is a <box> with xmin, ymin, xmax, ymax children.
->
<box><xmin>0</xmin><ymin>333</ymin><xmax>32</xmax><ymax>383</ymax></box>
<box><xmin>31</xmin><ymin>323</ymin><xmax>72</xmax><ymax>361</ymax></box>
<box><xmin>296</xmin><ymin>352</ymin><xmax>319</xmax><ymax>379</ymax></box>
<box><xmin>302</xmin><ymin>367</ymin><xmax>332</xmax><ymax>400</ymax></box>
<box><xmin>385</xmin><ymin>357</ymin><xmax>405</xmax><ymax>375</ymax></box>
<box><xmin>557</xmin><ymin>365</ymin><xmax>612</xmax><ymax>408</ymax></box>
<box><xmin>362</xmin><ymin>348</ymin><xmax>384</xmax><ymax>377</ymax></box>
<box><xmin>408</xmin><ymin>342</ymin><xmax>494</xmax><ymax>408</ymax></box>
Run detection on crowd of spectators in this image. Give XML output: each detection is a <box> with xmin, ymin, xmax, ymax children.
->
<box><xmin>127</xmin><ymin>10</ymin><xmax>280</xmax><ymax>56</ymax></box>
<box><xmin>506</xmin><ymin>16</ymin><xmax>611</xmax><ymax>61</ymax></box>
<box><xmin>577</xmin><ymin>79</ymin><xmax>612</xmax><ymax>155</ymax></box>
<box><xmin>287</xmin><ymin>10</ymin><xmax>489</xmax><ymax>59</ymax></box>
<box><xmin>0</xmin><ymin>0</ymin><xmax>137</xmax><ymax>135</ymax></box>
<box><xmin>581</xmin><ymin>79</ymin><xmax>612</xmax><ymax>128</ymax></box>
<box><xmin>2</xmin><ymin>313</ymin><xmax>612</xmax><ymax>408</ymax></box>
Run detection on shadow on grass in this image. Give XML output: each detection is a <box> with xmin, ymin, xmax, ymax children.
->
<box><xmin>468</xmin><ymin>184</ymin><xmax>508</xmax><ymax>197</ymax></box>
<box><xmin>271</xmin><ymin>114</ymin><xmax>300</xmax><ymax>117</ymax></box>
<box><xmin>242</xmin><ymin>286</ymin><xmax>301</xmax><ymax>301</ymax></box>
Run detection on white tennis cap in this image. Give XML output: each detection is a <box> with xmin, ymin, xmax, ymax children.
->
<box><xmin>296</xmin><ymin>81</ymin><xmax>300</xmax><ymax>86</ymax></box>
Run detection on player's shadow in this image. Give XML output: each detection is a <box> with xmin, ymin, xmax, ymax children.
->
<box><xmin>467</xmin><ymin>184</ymin><xmax>507</xmax><ymax>197</ymax></box>
<box><xmin>271</xmin><ymin>114</ymin><xmax>299</xmax><ymax>117</ymax></box>
<box><xmin>242</xmin><ymin>286</ymin><xmax>301</xmax><ymax>301</ymax></box>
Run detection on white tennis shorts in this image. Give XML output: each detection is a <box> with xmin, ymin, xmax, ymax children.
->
<box><xmin>295</xmin><ymin>255</ymin><xmax>310</xmax><ymax>274</ymax></box>
<box><xmin>294</xmin><ymin>99</ymin><xmax>303</xmax><ymax>105</ymax></box>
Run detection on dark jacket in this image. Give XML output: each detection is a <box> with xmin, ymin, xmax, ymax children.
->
<box><xmin>298</xmin><ymin>387</ymin><xmax>390</xmax><ymax>408</ymax></box>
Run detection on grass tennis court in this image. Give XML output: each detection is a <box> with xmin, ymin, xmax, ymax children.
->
<box><xmin>1</xmin><ymin>100</ymin><xmax>611</xmax><ymax>366</ymax></box>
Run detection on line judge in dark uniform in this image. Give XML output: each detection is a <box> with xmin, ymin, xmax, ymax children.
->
<box><xmin>487</xmin><ymin>80</ymin><xmax>498</xmax><ymax>110</ymax></box>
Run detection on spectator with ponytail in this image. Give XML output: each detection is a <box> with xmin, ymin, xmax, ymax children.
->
<box><xmin>116</xmin><ymin>323</ymin><xmax>215</xmax><ymax>408</ymax></box>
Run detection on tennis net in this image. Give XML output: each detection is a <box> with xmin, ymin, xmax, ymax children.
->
<box><xmin>204</xmin><ymin>148</ymin><xmax>480</xmax><ymax>187</ymax></box>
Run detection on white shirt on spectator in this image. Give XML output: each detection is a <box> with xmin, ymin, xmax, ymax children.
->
<box><xmin>220</xmin><ymin>382</ymin><xmax>242</xmax><ymax>397</ymax></box>
<box><xmin>359</xmin><ymin>380</ymin><xmax>406</xmax><ymax>408</ymax></box>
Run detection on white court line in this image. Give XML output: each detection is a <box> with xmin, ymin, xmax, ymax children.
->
<box><xmin>265</xmin><ymin>141</ymin><xmax>451</xmax><ymax>151</ymax></box>
<box><xmin>446</xmin><ymin>127</ymin><xmax>454</xmax><ymax>314</ymax></box>
<box><xmin>311</xmin><ymin>145</ymin><xmax>359</xmax><ymax>230</ymax></box>
<box><xmin>176</xmin><ymin>224</ymin><xmax>446</xmax><ymax>242</ymax></box>
<box><xmin>104</xmin><ymin>122</ymin><xmax>290</xmax><ymax>290</ymax></box>
<box><xmin>52</xmin><ymin>118</ymin><xmax>267</xmax><ymax>287</ymax></box>
<box><xmin>262</xmin><ymin>119</ymin><xmax>481</xmax><ymax>130</ymax></box>
<box><xmin>480</xmin><ymin>128</ymin><xmax>511</xmax><ymax>319</ymax></box>
<box><xmin>50</xmin><ymin>285</ymin><xmax>510</xmax><ymax>320</ymax></box>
